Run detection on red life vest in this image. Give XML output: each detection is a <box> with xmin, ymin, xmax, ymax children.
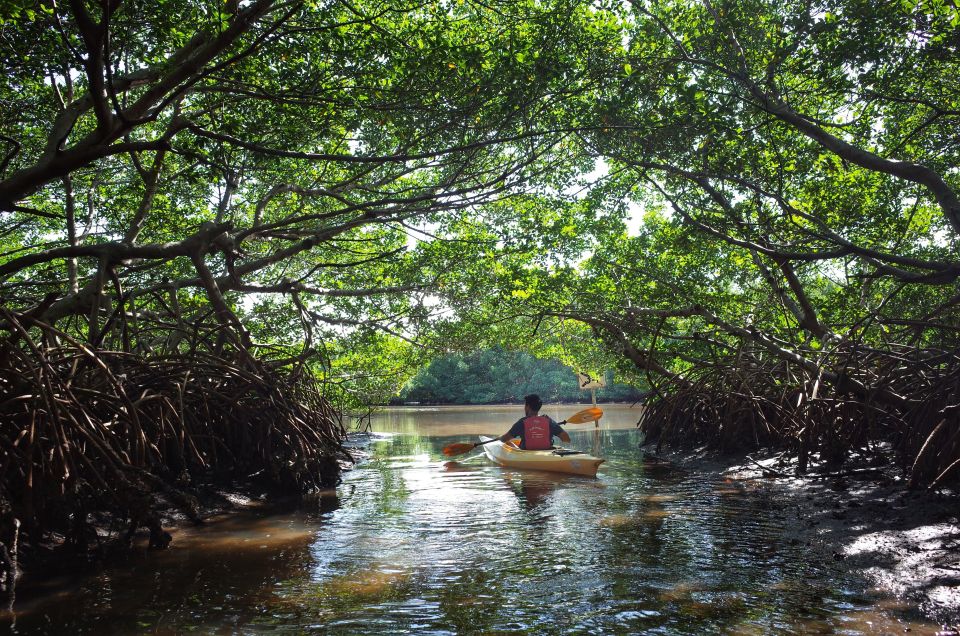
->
<box><xmin>522</xmin><ymin>415</ymin><xmax>552</xmax><ymax>450</ymax></box>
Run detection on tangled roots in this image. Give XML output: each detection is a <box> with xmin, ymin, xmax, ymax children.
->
<box><xmin>639</xmin><ymin>348</ymin><xmax>960</xmax><ymax>488</ymax></box>
<box><xmin>0</xmin><ymin>311</ymin><xmax>350</xmax><ymax>562</ymax></box>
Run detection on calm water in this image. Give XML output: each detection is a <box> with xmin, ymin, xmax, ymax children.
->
<box><xmin>3</xmin><ymin>405</ymin><xmax>934</xmax><ymax>634</ymax></box>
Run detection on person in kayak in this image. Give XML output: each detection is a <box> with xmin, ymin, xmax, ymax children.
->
<box><xmin>498</xmin><ymin>394</ymin><xmax>571</xmax><ymax>450</ymax></box>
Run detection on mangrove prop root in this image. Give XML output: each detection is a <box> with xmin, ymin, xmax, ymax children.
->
<box><xmin>638</xmin><ymin>347</ymin><xmax>960</xmax><ymax>487</ymax></box>
<box><xmin>0</xmin><ymin>310</ymin><xmax>351</xmax><ymax>565</ymax></box>
<box><xmin>0</xmin><ymin>518</ymin><xmax>19</xmax><ymax>611</ymax></box>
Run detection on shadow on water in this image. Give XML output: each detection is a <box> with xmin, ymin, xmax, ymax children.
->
<box><xmin>2</xmin><ymin>405</ymin><xmax>940</xmax><ymax>634</ymax></box>
<box><xmin>4</xmin><ymin>492</ymin><xmax>341</xmax><ymax>635</ymax></box>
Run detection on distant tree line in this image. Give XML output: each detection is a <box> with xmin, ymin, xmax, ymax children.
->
<box><xmin>395</xmin><ymin>348</ymin><xmax>646</xmax><ymax>405</ymax></box>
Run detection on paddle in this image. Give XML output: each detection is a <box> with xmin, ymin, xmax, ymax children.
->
<box><xmin>441</xmin><ymin>436</ymin><xmax>501</xmax><ymax>457</ymax></box>
<box><xmin>441</xmin><ymin>407</ymin><xmax>604</xmax><ymax>457</ymax></box>
<box><xmin>564</xmin><ymin>407</ymin><xmax>603</xmax><ymax>425</ymax></box>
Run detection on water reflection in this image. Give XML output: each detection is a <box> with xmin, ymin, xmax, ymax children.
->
<box><xmin>6</xmin><ymin>503</ymin><xmax>335</xmax><ymax>634</ymax></box>
<box><xmin>2</xmin><ymin>405</ymin><xmax>936</xmax><ymax>634</ymax></box>
<box><xmin>505</xmin><ymin>472</ymin><xmax>560</xmax><ymax>513</ymax></box>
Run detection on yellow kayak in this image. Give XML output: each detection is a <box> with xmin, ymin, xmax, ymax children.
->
<box><xmin>479</xmin><ymin>436</ymin><xmax>604</xmax><ymax>477</ymax></box>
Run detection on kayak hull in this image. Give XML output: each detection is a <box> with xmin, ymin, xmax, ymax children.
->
<box><xmin>479</xmin><ymin>436</ymin><xmax>604</xmax><ymax>477</ymax></box>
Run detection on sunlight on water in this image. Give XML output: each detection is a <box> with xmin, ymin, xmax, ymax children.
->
<box><xmin>3</xmin><ymin>405</ymin><xmax>938</xmax><ymax>634</ymax></box>
<box><xmin>643</xmin><ymin>493</ymin><xmax>682</xmax><ymax>503</ymax></box>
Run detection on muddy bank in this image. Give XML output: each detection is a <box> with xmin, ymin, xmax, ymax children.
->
<box><xmin>4</xmin><ymin>435</ymin><xmax>372</xmax><ymax>608</ymax></box>
<box><xmin>7</xmin><ymin>484</ymin><xmax>287</xmax><ymax>593</ymax></box>
<box><xmin>0</xmin><ymin>445</ymin><xmax>367</xmax><ymax>630</ymax></box>
<box><xmin>652</xmin><ymin>447</ymin><xmax>960</xmax><ymax>628</ymax></box>
<box><xmin>4</xmin><ymin>457</ymin><xmax>362</xmax><ymax>613</ymax></box>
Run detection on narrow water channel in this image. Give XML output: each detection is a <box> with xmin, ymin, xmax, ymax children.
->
<box><xmin>4</xmin><ymin>405</ymin><xmax>934</xmax><ymax>634</ymax></box>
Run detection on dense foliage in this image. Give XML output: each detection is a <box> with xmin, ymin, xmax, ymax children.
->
<box><xmin>468</xmin><ymin>0</ymin><xmax>960</xmax><ymax>486</ymax></box>
<box><xmin>397</xmin><ymin>347</ymin><xmax>646</xmax><ymax>404</ymax></box>
<box><xmin>2</xmin><ymin>0</ymin><xmax>960</xmax><ymax>588</ymax></box>
<box><xmin>0</xmin><ymin>0</ymin><xmax>622</xmax><ymax>575</ymax></box>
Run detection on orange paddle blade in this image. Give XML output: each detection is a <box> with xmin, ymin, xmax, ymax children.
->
<box><xmin>565</xmin><ymin>407</ymin><xmax>603</xmax><ymax>424</ymax></box>
<box><xmin>442</xmin><ymin>442</ymin><xmax>477</xmax><ymax>457</ymax></box>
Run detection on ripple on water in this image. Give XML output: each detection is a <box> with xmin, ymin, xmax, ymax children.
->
<box><xmin>3</xmin><ymin>421</ymin><xmax>939</xmax><ymax>634</ymax></box>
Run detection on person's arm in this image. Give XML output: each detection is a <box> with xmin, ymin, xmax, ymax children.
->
<box><xmin>549</xmin><ymin>417</ymin><xmax>571</xmax><ymax>443</ymax></box>
<box><xmin>500</xmin><ymin>419</ymin><xmax>523</xmax><ymax>442</ymax></box>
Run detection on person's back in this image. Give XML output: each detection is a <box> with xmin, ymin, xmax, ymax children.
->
<box><xmin>521</xmin><ymin>413</ymin><xmax>553</xmax><ymax>450</ymax></box>
<box><xmin>500</xmin><ymin>394</ymin><xmax>570</xmax><ymax>450</ymax></box>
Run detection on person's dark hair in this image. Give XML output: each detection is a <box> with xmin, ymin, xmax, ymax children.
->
<box><xmin>524</xmin><ymin>394</ymin><xmax>543</xmax><ymax>412</ymax></box>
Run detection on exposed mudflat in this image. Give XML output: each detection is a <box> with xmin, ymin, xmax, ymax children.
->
<box><xmin>711</xmin><ymin>451</ymin><xmax>960</xmax><ymax>630</ymax></box>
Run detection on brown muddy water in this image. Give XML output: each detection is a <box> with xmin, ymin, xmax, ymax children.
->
<box><xmin>2</xmin><ymin>405</ymin><xmax>940</xmax><ymax>634</ymax></box>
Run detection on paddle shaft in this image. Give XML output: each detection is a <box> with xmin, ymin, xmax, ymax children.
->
<box><xmin>473</xmin><ymin>437</ymin><xmax>501</xmax><ymax>449</ymax></box>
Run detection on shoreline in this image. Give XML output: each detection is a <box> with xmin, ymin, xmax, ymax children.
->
<box><xmin>651</xmin><ymin>446</ymin><xmax>960</xmax><ymax>628</ymax></box>
<box><xmin>4</xmin><ymin>449</ymin><xmax>359</xmax><ymax>611</ymax></box>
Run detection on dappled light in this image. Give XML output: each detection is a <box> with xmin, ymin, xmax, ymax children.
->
<box><xmin>2</xmin><ymin>0</ymin><xmax>959</xmax><ymax>629</ymax></box>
